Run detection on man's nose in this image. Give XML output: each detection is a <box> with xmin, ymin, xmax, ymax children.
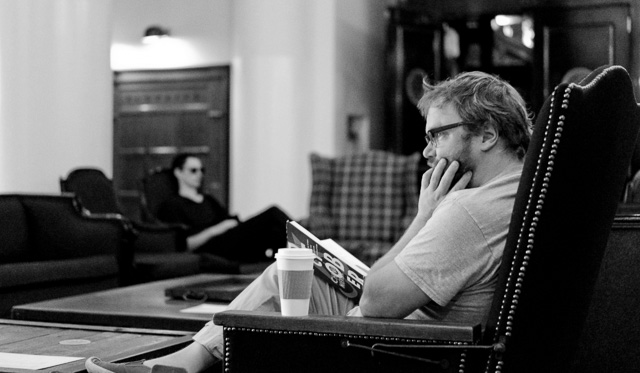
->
<box><xmin>423</xmin><ymin>143</ymin><xmax>435</xmax><ymax>167</ymax></box>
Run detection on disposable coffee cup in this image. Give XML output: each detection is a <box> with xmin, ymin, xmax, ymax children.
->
<box><xmin>275</xmin><ymin>248</ymin><xmax>316</xmax><ymax>316</ymax></box>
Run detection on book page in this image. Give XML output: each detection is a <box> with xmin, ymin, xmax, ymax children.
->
<box><xmin>0</xmin><ymin>352</ymin><xmax>83</xmax><ymax>370</ymax></box>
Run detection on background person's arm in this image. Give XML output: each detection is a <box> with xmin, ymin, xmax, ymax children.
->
<box><xmin>186</xmin><ymin>219</ymin><xmax>239</xmax><ymax>251</ymax></box>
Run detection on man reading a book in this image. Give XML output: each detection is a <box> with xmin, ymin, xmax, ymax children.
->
<box><xmin>86</xmin><ymin>71</ymin><xmax>531</xmax><ymax>373</ymax></box>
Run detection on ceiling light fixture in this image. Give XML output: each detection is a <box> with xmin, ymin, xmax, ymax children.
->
<box><xmin>142</xmin><ymin>26</ymin><xmax>170</xmax><ymax>44</ymax></box>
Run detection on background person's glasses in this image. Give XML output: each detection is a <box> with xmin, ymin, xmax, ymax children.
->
<box><xmin>186</xmin><ymin>167</ymin><xmax>205</xmax><ymax>174</ymax></box>
<box><xmin>424</xmin><ymin>121</ymin><xmax>473</xmax><ymax>147</ymax></box>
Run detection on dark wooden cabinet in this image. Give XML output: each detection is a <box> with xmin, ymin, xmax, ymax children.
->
<box><xmin>113</xmin><ymin>66</ymin><xmax>230</xmax><ymax>218</ymax></box>
<box><xmin>384</xmin><ymin>8</ymin><xmax>442</xmax><ymax>155</ymax></box>
<box><xmin>531</xmin><ymin>4</ymin><xmax>630</xmax><ymax>110</ymax></box>
<box><xmin>385</xmin><ymin>0</ymin><xmax>634</xmax><ymax>155</ymax></box>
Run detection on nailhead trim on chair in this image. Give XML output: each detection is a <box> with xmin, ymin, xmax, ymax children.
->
<box><xmin>459</xmin><ymin>351</ymin><xmax>468</xmax><ymax>373</ymax></box>
<box><xmin>484</xmin><ymin>82</ymin><xmax>576</xmax><ymax>373</ymax></box>
<box><xmin>222</xmin><ymin>326</ymin><xmax>471</xmax><ymax>372</ymax></box>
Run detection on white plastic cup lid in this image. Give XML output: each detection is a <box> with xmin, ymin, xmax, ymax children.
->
<box><xmin>275</xmin><ymin>248</ymin><xmax>315</xmax><ymax>259</ymax></box>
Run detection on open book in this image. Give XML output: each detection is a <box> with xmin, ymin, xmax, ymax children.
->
<box><xmin>286</xmin><ymin>221</ymin><xmax>369</xmax><ymax>300</ymax></box>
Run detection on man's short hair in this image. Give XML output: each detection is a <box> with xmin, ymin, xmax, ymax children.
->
<box><xmin>417</xmin><ymin>71</ymin><xmax>532</xmax><ymax>159</ymax></box>
<box><xmin>171</xmin><ymin>153</ymin><xmax>199</xmax><ymax>171</ymax></box>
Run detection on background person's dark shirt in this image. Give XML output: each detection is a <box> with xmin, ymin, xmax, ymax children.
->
<box><xmin>157</xmin><ymin>194</ymin><xmax>289</xmax><ymax>263</ymax></box>
<box><xmin>158</xmin><ymin>194</ymin><xmax>230</xmax><ymax>236</ymax></box>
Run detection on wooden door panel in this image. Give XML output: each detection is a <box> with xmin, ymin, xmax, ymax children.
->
<box><xmin>114</xmin><ymin>66</ymin><xmax>230</xmax><ymax>218</ymax></box>
<box><xmin>114</xmin><ymin>155</ymin><xmax>147</xmax><ymax>191</ymax></box>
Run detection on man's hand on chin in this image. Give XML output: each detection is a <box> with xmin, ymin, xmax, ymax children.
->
<box><xmin>417</xmin><ymin>158</ymin><xmax>472</xmax><ymax>221</ymax></box>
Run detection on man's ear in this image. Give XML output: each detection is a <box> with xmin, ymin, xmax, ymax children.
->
<box><xmin>480</xmin><ymin>123</ymin><xmax>499</xmax><ymax>151</ymax></box>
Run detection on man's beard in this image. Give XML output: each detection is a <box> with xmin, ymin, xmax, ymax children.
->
<box><xmin>441</xmin><ymin>140</ymin><xmax>474</xmax><ymax>188</ymax></box>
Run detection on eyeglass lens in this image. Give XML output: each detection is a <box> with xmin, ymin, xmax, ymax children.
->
<box><xmin>424</xmin><ymin>121</ymin><xmax>470</xmax><ymax>147</ymax></box>
<box><xmin>425</xmin><ymin>134</ymin><xmax>434</xmax><ymax>146</ymax></box>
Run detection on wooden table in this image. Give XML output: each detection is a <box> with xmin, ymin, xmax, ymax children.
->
<box><xmin>11</xmin><ymin>274</ymin><xmax>255</xmax><ymax>332</ymax></box>
<box><xmin>0</xmin><ymin>319</ymin><xmax>193</xmax><ymax>373</ymax></box>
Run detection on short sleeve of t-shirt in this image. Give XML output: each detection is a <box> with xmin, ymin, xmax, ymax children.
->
<box><xmin>396</xmin><ymin>196</ymin><xmax>495</xmax><ymax>307</ymax></box>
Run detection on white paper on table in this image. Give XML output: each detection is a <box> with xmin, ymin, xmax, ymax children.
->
<box><xmin>179</xmin><ymin>303</ymin><xmax>228</xmax><ymax>314</ymax></box>
<box><xmin>0</xmin><ymin>352</ymin><xmax>83</xmax><ymax>370</ymax></box>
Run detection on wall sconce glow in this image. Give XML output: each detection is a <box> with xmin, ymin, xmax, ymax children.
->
<box><xmin>142</xmin><ymin>26</ymin><xmax>170</xmax><ymax>45</ymax></box>
<box><xmin>111</xmin><ymin>38</ymin><xmax>202</xmax><ymax>70</ymax></box>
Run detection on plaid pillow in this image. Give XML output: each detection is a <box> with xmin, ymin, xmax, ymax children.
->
<box><xmin>308</xmin><ymin>154</ymin><xmax>337</xmax><ymax>239</ymax></box>
<box><xmin>308</xmin><ymin>151</ymin><xmax>421</xmax><ymax>261</ymax></box>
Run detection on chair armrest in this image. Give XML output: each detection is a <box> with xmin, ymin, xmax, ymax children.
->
<box><xmin>132</xmin><ymin>220</ymin><xmax>189</xmax><ymax>233</ymax></box>
<box><xmin>214</xmin><ymin>311</ymin><xmax>480</xmax><ymax>342</ymax></box>
<box><xmin>130</xmin><ymin>220</ymin><xmax>188</xmax><ymax>253</ymax></box>
<box><xmin>83</xmin><ymin>211</ymin><xmax>189</xmax><ymax>254</ymax></box>
<box><xmin>214</xmin><ymin>311</ymin><xmax>484</xmax><ymax>373</ymax></box>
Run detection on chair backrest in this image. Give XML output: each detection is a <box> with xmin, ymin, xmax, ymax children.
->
<box><xmin>307</xmin><ymin>150</ymin><xmax>421</xmax><ymax>244</ymax></box>
<box><xmin>60</xmin><ymin>168</ymin><xmax>120</xmax><ymax>214</ymax></box>
<box><xmin>482</xmin><ymin>65</ymin><xmax>640</xmax><ymax>373</ymax></box>
<box><xmin>140</xmin><ymin>167</ymin><xmax>179</xmax><ymax>223</ymax></box>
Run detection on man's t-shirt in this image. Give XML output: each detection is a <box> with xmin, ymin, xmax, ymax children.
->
<box><xmin>158</xmin><ymin>195</ymin><xmax>230</xmax><ymax>236</ymax></box>
<box><xmin>395</xmin><ymin>166</ymin><xmax>522</xmax><ymax>327</ymax></box>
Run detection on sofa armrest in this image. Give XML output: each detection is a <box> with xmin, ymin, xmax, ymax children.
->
<box><xmin>14</xmin><ymin>194</ymin><xmax>133</xmax><ymax>285</ymax></box>
<box><xmin>20</xmin><ymin>195</ymin><xmax>128</xmax><ymax>257</ymax></box>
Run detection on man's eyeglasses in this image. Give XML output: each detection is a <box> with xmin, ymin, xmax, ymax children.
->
<box><xmin>186</xmin><ymin>167</ymin><xmax>205</xmax><ymax>174</ymax></box>
<box><xmin>424</xmin><ymin>121</ymin><xmax>473</xmax><ymax>147</ymax></box>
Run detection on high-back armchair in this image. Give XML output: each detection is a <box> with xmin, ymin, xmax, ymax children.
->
<box><xmin>139</xmin><ymin>167</ymin><xmax>180</xmax><ymax>224</ymax></box>
<box><xmin>306</xmin><ymin>151</ymin><xmax>422</xmax><ymax>266</ymax></box>
<box><xmin>214</xmin><ymin>65</ymin><xmax>640</xmax><ymax>373</ymax></box>
<box><xmin>60</xmin><ymin>167</ymin><xmax>195</xmax><ymax>283</ymax></box>
<box><xmin>60</xmin><ymin>168</ymin><xmax>121</xmax><ymax>215</ymax></box>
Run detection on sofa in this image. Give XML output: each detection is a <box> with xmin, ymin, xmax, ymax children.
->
<box><xmin>0</xmin><ymin>194</ymin><xmax>132</xmax><ymax>317</ymax></box>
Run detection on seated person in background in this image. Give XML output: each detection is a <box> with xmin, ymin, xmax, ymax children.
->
<box><xmin>86</xmin><ymin>71</ymin><xmax>531</xmax><ymax>373</ymax></box>
<box><xmin>158</xmin><ymin>153</ymin><xmax>290</xmax><ymax>263</ymax></box>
